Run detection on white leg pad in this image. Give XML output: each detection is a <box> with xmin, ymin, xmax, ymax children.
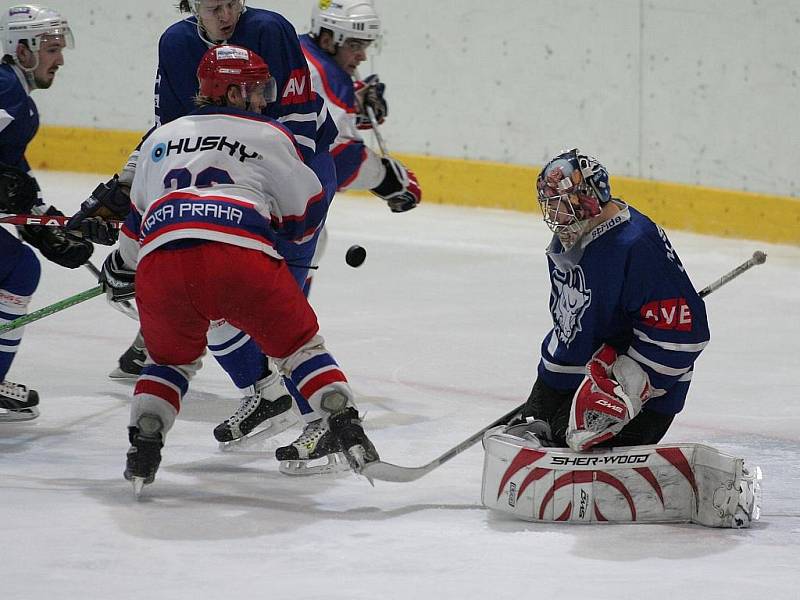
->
<box><xmin>481</xmin><ymin>426</ymin><xmax>761</xmax><ymax>528</ymax></box>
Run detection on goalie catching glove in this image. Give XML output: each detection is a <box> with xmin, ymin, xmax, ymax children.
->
<box><xmin>99</xmin><ymin>249</ymin><xmax>135</xmax><ymax>303</ymax></box>
<box><xmin>371</xmin><ymin>157</ymin><xmax>421</xmax><ymax>213</ymax></box>
<box><xmin>566</xmin><ymin>344</ymin><xmax>652</xmax><ymax>451</ymax></box>
<box><xmin>354</xmin><ymin>74</ymin><xmax>387</xmax><ymax>129</ymax></box>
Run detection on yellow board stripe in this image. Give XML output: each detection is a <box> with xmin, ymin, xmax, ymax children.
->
<box><xmin>27</xmin><ymin>126</ymin><xmax>800</xmax><ymax>245</ymax></box>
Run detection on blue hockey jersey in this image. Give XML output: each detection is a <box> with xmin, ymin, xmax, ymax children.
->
<box><xmin>537</xmin><ymin>203</ymin><xmax>710</xmax><ymax>415</ymax></box>
<box><xmin>155</xmin><ymin>8</ymin><xmax>337</xmax><ymax>165</ymax></box>
<box><xmin>0</xmin><ymin>62</ymin><xmax>38</xmax><ymax>172</ymax></box>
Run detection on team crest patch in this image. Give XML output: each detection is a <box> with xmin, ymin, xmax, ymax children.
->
<box><xmin>551</xmin><ymin>266</ymin><xmax>591</xmax><ymax>347</ymax></box>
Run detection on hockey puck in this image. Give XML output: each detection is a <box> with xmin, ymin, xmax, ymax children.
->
<box><xmin>346</xmin><ymin>244</ymin><xmax>366</xmax><ymax>268</ymax></box>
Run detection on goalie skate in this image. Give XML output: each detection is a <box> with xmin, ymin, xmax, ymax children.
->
<box><xmin>214</xmin><ymin>371</ymin><xmax>296</xmax><ymax>448</ymax></box>
<box><xmin>0</xmin><ymin>380</ymin><xmax>40</xmax><ymax>422</ymax></box>
<box><xmin>277</xmin><ymin>419</ymin><xmax>350</xmax><ymax>476</ymax></box>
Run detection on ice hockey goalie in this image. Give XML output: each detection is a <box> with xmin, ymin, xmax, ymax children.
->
<box><xmin>481</xmin><ymin>421</ymin><xmax>761</xmax><ymax>528</ymax></box>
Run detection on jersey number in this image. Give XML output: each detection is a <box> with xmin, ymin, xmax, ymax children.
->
<box><xmin>163</xmin><ymin>167</ymin><xmax>233</xmax><ymax>190</ymax></box>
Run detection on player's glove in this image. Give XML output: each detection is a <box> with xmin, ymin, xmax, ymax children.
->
<box><xmin>19</xmin><ymin>206</ymin><xmax>94</xmax><ymax>269</ymax></box>
<box><xmin>65</xmin><ymin>174</ymin><xmax>132</xmax><ymax>245</ymax></box>
<box><xmin>371</xmin><ymin>157</ymin><xmax>421</xmax><ymax>213</ymax></box>
<box><xmin>0</xmin><ymin>163</ymin><xmax>39</xmax><ymax>214</ymax></box>
<box><xmin>355</xmin><ymin>74</ymin><xmax>387</xmax><ymax>129</ymax></box>
<box><xmin>566</xmin><ymin>344</ymin><xmax>652</xmax><ymax>452</ymax></box>
<box><xmin>99</xmin><ymin>249</ymin><xmax>135</xmax><ymax>303</ymax></box>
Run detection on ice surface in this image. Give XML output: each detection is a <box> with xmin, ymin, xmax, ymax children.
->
<box><xmin>2</xmin><ymin>172</ymin><xmax>798</xmax><ymax>599</ymax></box>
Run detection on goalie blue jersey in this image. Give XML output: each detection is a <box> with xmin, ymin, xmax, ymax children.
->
<box><xmin>537</xmin><ymin>203</ymin><xmax>710</xmax><ymax>415</ymax></box>
<box><xmin>0</xmin><ymin>63</ymin><xmax>38</xmax><ymax>172</ymax></box>
<box><xmin>155</xmin><ymin>8</ymin><xmax>337</xmax><ymax>165</ymax></box>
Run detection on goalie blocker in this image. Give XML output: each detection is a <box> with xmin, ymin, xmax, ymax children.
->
<box><xmin>481</xmin><ymin>422</ymin><xmax>761</xmax><ymax>528</ymax></box>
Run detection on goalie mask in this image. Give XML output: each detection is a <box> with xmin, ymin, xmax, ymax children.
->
<box><xmin>197</xmin><ymin>45</ymin><xmax>277</xmax><ymax>109</ymax></box>
<box><xmin>536</xmin><ymin>149</ymin><xmax>611</xmax><ymax>248</ymax></box>
<box><xmin>311</xmin><ymin>0</ymin><xmax>382</xmax><ymax>46</ymax></box>
<box><xmin>0</xmin><ymin>4</ymin><xmax>73</xmax><ymax>58</ymax></box>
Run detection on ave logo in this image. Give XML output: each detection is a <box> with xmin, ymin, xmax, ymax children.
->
<box><xmin>281</xmin><ymin>69</ymin><xmax>312</xmax><ymax>105</ymax></box>
<box><xmin>640</xmin><ymin>298</ymin><xmax>693</xmax><ymax>331</ymax></box>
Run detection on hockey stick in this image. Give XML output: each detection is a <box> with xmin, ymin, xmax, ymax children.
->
<box><xmin>362</xmin><ymin>250</ymin><xmax>769</xmax><ymax>483</ymax></box>
<box><xmin>698</xmin><ymin>250</ymin><xmax>767</xmax><ymax>298</ymax></box>
<box><xmin>0</xmin><ymin>285</ymin><xmax>104</xmax><ymax>334</ymax></box>
<box><xmin>365</xmin><ymin>106</ymin><xmax>388</xmax><ymax>157</ymax></box>
<box><xmin>0</xmin><ymin>213</ymin><xmax>123</xmax><ymax>228</ymax></box>
<box><xmin>361</xmin><ymin>402</ymin><xmax>525</xmax><ymax>483</ymax></box>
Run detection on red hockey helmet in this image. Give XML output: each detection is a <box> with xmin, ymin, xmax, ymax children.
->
<box><xmin>196</xmin><ymin>44</ymin><xmax>276</xmax><ymax>104</ymax></box>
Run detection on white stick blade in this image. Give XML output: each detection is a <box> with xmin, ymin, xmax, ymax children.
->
<box><xmin>360</xmin><ymin>461</ymin><xmax>431</xmax><ymax>483</ymax></box>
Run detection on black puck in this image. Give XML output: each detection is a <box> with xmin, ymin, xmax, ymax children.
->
<box><xmin>346</xmin><ymin>244</ymin><xmax>366</xmax><ymax>268</ymax></box>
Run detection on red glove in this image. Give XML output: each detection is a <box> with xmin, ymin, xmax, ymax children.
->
<box><xmin>566</xmin><ymin>345</ymin><xmax>652</xmax><ymax>451</ymax></box>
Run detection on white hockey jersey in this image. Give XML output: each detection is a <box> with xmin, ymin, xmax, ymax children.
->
<box><xmin>120</xmin><ymin>105</ymin><xmax>325</xmax><ymax>267</ymax></box>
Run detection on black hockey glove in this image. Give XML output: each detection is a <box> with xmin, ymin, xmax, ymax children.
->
<box><xmin>0</xmin><ymin>163</ymin><xmax>40</xmax><ymax>214</ymax></box>
<box><xmin>355</xmin><ymin>74</ymin><xmax>387</xmax><ymax>129</ymax></box>
<box><xmin>65</xmin><ymin>174</ymin><xmax>131</xmax><ymax>245</ymax></box>
<box><xmin>99</xmin><ymin>249</ymin><xmax>136</xmax><ymax>303</ymax></box>
<box><xmin>371</xmin><ymin>157</ymin><xmax>421</xmax><ymax>213</ymax></box>
<box><xmin>19</xmin><ymin>207</ymin><xmax>94</xmax><ymax>269</ymax></box>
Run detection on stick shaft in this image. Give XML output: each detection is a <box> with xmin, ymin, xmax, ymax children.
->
<box><xmin>698</xmin><ymin>251</ymin><xmax>767</xmax><ymax>298</ymax></box>
<box><xmin>0</xmin><ymin>214</ymin><xmax>122</xmax><ymax>228</ymax></box>
<box><xmin>0</xmin><ymin>285</ymin><xmax>104</xmax><ymax>334</ymax></box>
<box><xmin>365</xmin><ymin>106</ymin><xmax>388</xmax><ymax>157</ymax></box>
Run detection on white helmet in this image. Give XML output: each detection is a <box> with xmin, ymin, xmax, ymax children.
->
<box><xmin>0</xmin><ymin>4</ymin><xmax>74</xmax><ymax>58</ymax></box>
<box><xmin>310</xmin><ymin>0</ymin><xmax>381</xmax><ymax>45</ymax></box>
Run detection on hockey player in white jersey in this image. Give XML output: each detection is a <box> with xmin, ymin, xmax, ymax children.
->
<box><xmin>98</xmin><ymin>45</ymin><xmax>378</xmax><ymax>493</ymax></box>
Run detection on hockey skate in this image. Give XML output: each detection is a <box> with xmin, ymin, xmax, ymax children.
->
<box><xmin>276</xmin><ymin>419</ymin><xmax>350</xmax><ymax>476</ymax></box>
<box><xmin>214</xmin><ymin>371</ymin><xmax>297</xmax><ymax>449</ymax></box>
<box><xmin>327</xmin><ymin>407</ymin><xmax>380</xmax><ymax>473</ymax></box>
<box><xmin>124</xmin><ymin>413</ymin><xmax>164</xmax><ymax>497</ymax></box>
<box><xmin>109</xmin><ymin>340</ymin><xmax>147</xmax><ymax>381</ymax></box>
<box><xmin>0</xmin><ymin>380</ymin><xmax>40</xmax><ymax>422</ymax></box>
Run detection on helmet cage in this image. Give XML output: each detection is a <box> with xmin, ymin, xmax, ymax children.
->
<box><xmin>536</xmin><ymin>149</ymin><xmax>610</xmax><ymax>246</ymax></box>
<box><xmin>1</xmin><ymin>5</ymin><xmax>74</xmax><ymax>58</ymax></box>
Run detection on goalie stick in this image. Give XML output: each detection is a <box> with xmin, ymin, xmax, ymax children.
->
<box><xmin>698</xmin><ymin>250</ymin><xmax>766</xmax><ymax>298</ymax></box>
<box><xmin>361</xmin><ymin>250</ymin><xmax>769</xmax><ymax>483</ymax></box>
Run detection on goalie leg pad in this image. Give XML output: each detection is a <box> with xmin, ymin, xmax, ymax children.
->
<box><xmin>482</xmin><ymin>426</ymin><xmax>761</xmax><ymax>528</ymax></box>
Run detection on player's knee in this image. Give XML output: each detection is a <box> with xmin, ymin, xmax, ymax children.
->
<box><xmin>5</xmin><ymin>244</ymin><xmax>42</xmax><ymax>296</ymax></box>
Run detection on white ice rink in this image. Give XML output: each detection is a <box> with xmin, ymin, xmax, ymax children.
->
<box><xmin>2</xmin><ymin>172</ymin><xmax>799</xmax><ymax>600</ymax></box>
